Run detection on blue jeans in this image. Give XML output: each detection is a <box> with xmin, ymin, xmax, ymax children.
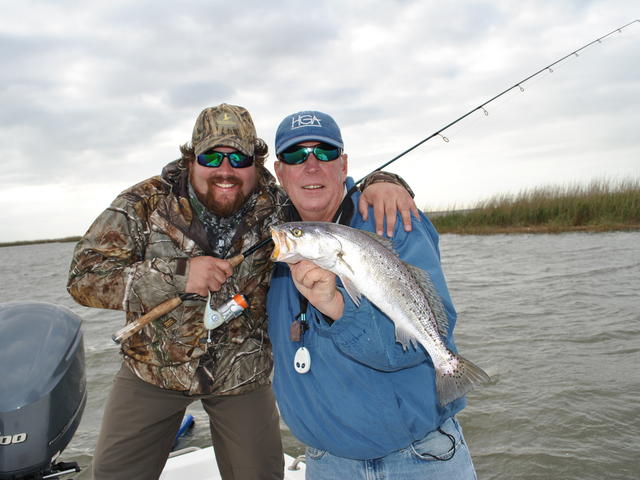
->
<box><xmin>304</xmin><ymin>417</ymin><xmax>477</xmax><ymax>480</ymax></box>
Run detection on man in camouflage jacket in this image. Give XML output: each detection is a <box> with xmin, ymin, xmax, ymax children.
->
<box><xmin>68</xmin><ymin>150</ymin><xmax>284</xmax><ymax>396</ymax></box>
<box><xmin>67</xmin><ymin>104</ymin><xmax>415</xmax><ymax>480</ymax></box>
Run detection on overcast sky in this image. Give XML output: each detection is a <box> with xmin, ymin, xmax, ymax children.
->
<box><xmin>1</xmin><ymin>1</ymin><xmax>638</xmax><ymax>242</ymax></box>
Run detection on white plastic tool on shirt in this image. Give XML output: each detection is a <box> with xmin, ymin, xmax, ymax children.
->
<box><xmin>294</xmin><ymin>347</ymin><xmax>311</xmax><ymax>374</ymax></box>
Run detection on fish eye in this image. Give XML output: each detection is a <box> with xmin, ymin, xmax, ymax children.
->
<box><xmin>291</xmin><ymin>228</ymin><xmax>303</xmax><ymax>237</ymax></box>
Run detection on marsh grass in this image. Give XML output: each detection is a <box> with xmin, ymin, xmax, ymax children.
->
<box><xmin>430</xmin><ymin>178</ymin><xmax>640</xmax><ymax>234</ymax></box>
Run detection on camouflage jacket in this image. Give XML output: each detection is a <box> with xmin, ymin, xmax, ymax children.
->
<box><xmin>68</xmin><ymin>160</ymin><xmax>287</xmax><ymax>395</ymax></box>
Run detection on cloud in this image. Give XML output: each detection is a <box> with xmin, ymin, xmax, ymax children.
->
<box><xmin>0</xmin><ymin>0</ymin><xmax>638</xmax><ymax>241</ymax></box>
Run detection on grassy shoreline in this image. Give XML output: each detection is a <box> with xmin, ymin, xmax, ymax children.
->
<box><xmin>429</xmin><ymin>178</ymin><xmax>640</xmax><ymax>235</ymax></box>
<box><xmin>1</xmin><ymin>179</ymin><xmax>638</xmax><ymax>247</ymax></box>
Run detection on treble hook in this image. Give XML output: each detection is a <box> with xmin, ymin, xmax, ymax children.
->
<box><xmin>438</xmin><ymin>134</ymin><xmax>449</xmax><ymax>143</ymax></box>
<box><xmin>482</xmin><ymin>107</ymin><xmax>489</xmax><ymax>116</ymax></box>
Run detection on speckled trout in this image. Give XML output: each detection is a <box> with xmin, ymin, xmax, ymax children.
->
<box><xmin>270</xmin><ymin>221</ymin><xmax>490</xmax><ymax>405</ymax></box>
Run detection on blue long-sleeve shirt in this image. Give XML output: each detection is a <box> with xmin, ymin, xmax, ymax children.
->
<box><xmin>266</xmin><ymin>178</ymin><xmax>465</xmax><ymax>459</ymax></box>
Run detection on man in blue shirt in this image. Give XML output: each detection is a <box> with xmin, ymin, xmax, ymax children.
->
<box><xmin>267</xmin><ymin>110</ymin><xmax>479</xmax><ymax>479</ymax></box>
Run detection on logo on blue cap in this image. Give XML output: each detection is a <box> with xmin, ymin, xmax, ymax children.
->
<box><xmin>275</xmin><ymin>110</ymin><xmax>344</xmax><ymax>155</ymax></box>
<box><xmin>290</xmin><ymin>113</ymin><xmax>323</xmax><ymax>129</ymax></box>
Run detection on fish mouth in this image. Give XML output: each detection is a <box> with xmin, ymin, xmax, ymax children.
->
<box><xmin>270</xmin><ymin>227</ymin><xmax>282</xmax><ymax>261</ymax></box>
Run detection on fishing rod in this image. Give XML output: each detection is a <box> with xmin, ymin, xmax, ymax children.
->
<box><xmin>111</xmin><ymin>241</ymin><xmax>266</xmax><ymax>344</ymax></box>
<box><xmin>112</xmin><ymin>20</ymin><xmax>638</xmax><ymax>341</ymax></box>
<box><xmin>354</xmin><ymin>19</ymin><xmax>639</xmax><ymax>185</ymax></box>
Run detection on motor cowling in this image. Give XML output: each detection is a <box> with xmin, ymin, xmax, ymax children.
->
<box><xmin>0</xmin><ymin>302</ymin><xmax>86</xmax><ymax>480</ymax></box>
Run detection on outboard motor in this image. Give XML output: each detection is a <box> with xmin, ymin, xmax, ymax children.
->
<box><xmin>0</xmin><ymin>302</ymin><xmax>86</xmax><ymax>480</ymax></box>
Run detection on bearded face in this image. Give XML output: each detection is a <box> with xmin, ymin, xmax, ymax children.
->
<box><xmin>189</xmin><ymin>147</ymin><xmax>258</xmax><ymax>217</ymax></box>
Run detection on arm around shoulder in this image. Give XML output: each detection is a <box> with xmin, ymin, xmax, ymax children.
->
<box><xmin>358</xmin><ymin>171</ymin><xmax>420</xmax><ymax>237</ymax></box>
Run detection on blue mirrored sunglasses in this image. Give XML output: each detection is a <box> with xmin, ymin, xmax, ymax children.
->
<box><xmin>278</xmin><ymin>143</ymin><xmax>342</xmax><ymax>165</ymax></box>
<box><xmin>196</xmin><ymin>150</ymin><xmax>254</xmax><ymax>168</ymax></box>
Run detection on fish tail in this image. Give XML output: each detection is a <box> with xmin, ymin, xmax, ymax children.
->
<box><xmin>435</xmin><ymin>354</ymin><xmax>491</xmax><ymax>406</ymax></box>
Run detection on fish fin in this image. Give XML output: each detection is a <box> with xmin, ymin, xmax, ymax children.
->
<box><xmin>336</xmin><ymin>251</ymin><xmax>355</xmax><ymax>275</ymax></box>
<box><xmin>435</xmin><ymin>354</ymin><xmax>491</xmax><ymax>406</ymax></box>
<box><xmin>404</xmin><ymin>263</ymin><xmax>450</xmax><ymax>337</ymax></box>
<box><xmin>334</xmin><ymin>252</ymin><xmax>362</xmax><ymax>306</ymax></box>
<box><xmin>394</xmin><ymin>324</ymin><xmax>420</xmax><ymax>351</ymax></box>
<box><xmin>339</xmin><ymin>275</ymin><xmax>362</xmax><ymax>307</ymax></box>
<box><xmin>359</xmin><ymin>231</ymin><xmax>400</xmax><ymax>256</ymax></box>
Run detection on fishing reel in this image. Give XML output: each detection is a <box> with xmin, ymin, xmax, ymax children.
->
<box><xmin>201</xmin><ymin>293</ymin><xmax>249</xmax><ymax>344</ymax></box>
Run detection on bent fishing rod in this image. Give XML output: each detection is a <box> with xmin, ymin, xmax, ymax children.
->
<box><xmin>353</xmin><ymin>19</ymin><xmax>638</xmax><ymax>186</ymax></box>
<box><xmin>113</xmin><ymin>20</ymin><xmax>638</xmax><ymax>342</ymax></box>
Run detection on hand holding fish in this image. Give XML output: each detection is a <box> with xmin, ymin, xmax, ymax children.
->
<box><xmin>289</xmin><ymin>260</ymin><xmax>345</xmax><ymax>320</ymax></box>
<box><xmin>185</xmin><ymin>256</ymin><xmax>233</xmax><ymax>296</ymax></box>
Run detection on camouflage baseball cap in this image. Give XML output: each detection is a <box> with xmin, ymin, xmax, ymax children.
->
<box><xmin>192</xmin><ymin>104</ymin><xmax>257</xmax><ymax>157</ymax></box>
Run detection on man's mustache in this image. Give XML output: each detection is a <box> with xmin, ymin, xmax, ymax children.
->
<box><xmin>208</xmin><ymin>175</ymin><xmax>243</xmax><ymax>187</ymax></box>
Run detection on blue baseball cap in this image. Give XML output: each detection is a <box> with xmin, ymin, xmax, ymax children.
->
<box><xmin>275</xmin><ymin>110</ymin><xmax>344</xmax><ymax>155</ymax></box>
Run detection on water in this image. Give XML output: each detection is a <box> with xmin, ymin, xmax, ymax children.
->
<box><xmin>0</xmin><ymin>232</ymin><xmax>638</xmax><ymax>479</ymax></box>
